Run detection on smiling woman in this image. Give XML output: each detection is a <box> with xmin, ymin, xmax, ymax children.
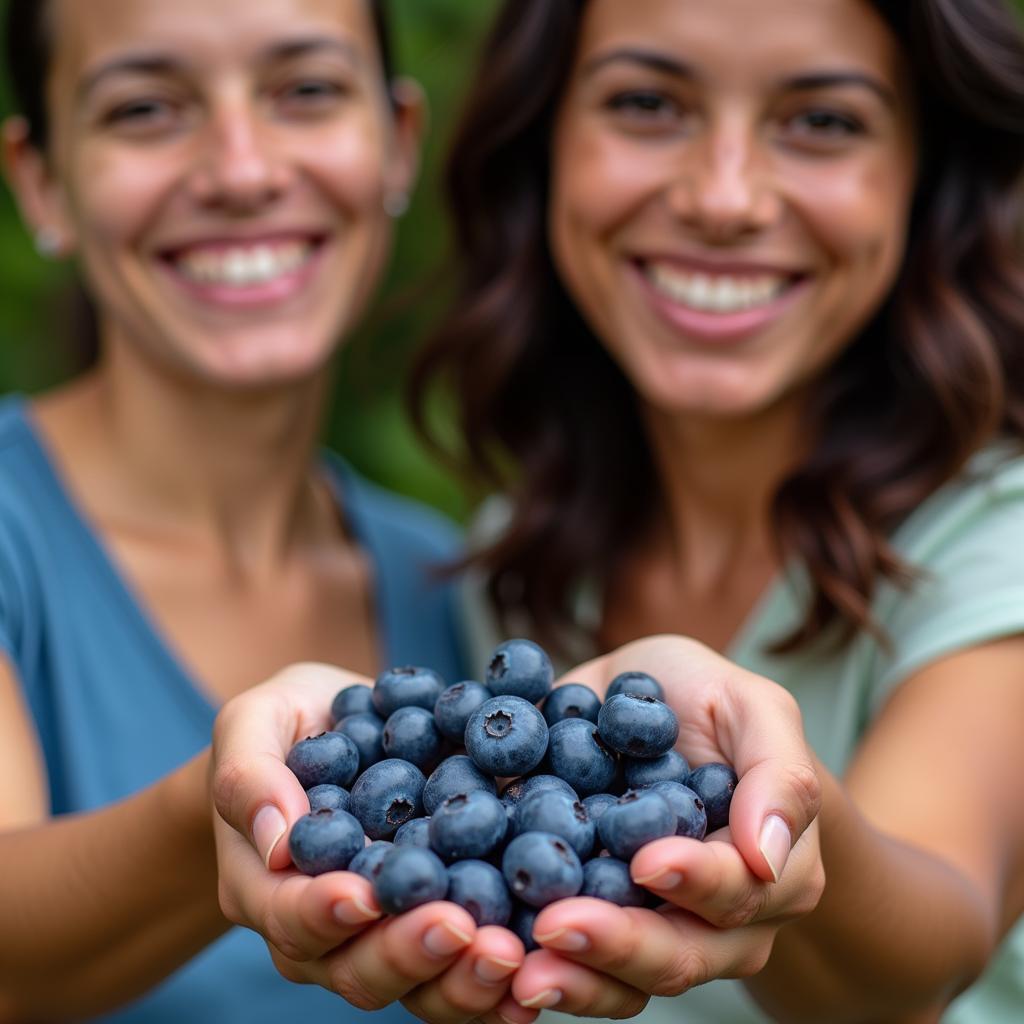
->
<box><xmin>412</xmin><ymin>0</ymin><xmax>1024</xmax><ymax>1021</ymax></box>
<box><xmin>0</xmin><ymin>1</ymin><xmax>510</xmax><ymax>1022</ymax></box>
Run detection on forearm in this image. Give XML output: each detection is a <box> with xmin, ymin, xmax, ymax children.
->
<box><xmin>746</xmin><ymin>759</ymin><xmax>994</xmax><ymax>1023</ymax></box>
<box><xmin>0</xmin><ymin>750</ymin><xmax>230</xmax><ymax>1020</ymax></box>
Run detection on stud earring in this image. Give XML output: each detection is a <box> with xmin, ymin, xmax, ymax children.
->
<box><xmin>383</xmin><ymin>192</ymin><xmax>409</xmax><ymax>218</ymax></box>
<box><xmin>34</xmin><ymin>227</ymin><xmax>64</xmax><ymax>258</ymax></box>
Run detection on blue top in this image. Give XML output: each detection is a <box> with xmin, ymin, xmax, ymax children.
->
<box><xmin>0</xmin><ymin>395</ymin><xmax>470</xmax><ymax>1023</ymax></box>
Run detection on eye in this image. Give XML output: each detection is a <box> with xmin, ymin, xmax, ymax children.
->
<box><xmin>276</xmin><ymin>78</ymin><xmax>349</xmax><ymax>112</ymax></box>
<box><xmin>104</xmin><ymin>97</ymin><xmax>177</xmax><ymax>127</ymax></box>
<box><xmin>606</xmin><ymin>89</ymin><xmax>682</xmax><ymax>120</ymax></box>
<box><xmin>784</xmin><ymin>108</ymin><xmax>865</xmax><ymax>139</ymax></box>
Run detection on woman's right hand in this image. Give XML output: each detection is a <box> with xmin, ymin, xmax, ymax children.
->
<box><xmin>211</xmin><ymin>662</ymin><xmax>535</xmax><ymax>1024</ymax></box>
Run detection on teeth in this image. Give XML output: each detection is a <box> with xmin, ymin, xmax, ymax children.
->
<box><xmin>176</xmin><ymin>241</ymin><xmax>311</xmax><ymax>286</ymax></box>
<box><xmin>645</xmin><ymin>263</ymin><xmax>788</xmax><ymax>313</ymax></box>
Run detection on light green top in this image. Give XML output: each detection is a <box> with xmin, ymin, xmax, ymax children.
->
<box><xmin>462</xmin><ymin>444</ymin><xmax>1024</xmax><ymax>1022</ymax></box>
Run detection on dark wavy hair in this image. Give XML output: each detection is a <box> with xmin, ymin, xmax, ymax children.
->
<box><xmin>2</xmin><ymin>0</ymin><xmax>394</xmax><ymax>372</ymax></box>
<box><xmin>411</xmin><ymin>0</ymin><xmax>1024</xmax><ymax>656</ymax></box>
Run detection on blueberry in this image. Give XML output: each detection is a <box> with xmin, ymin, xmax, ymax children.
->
<box><xmin>541</xmin><ymin>683</ymin><xmax>602</xmax><ymax>727</ymax></box>
<box><xmin>465</xmin><ymin>696</ymin><xmax>549</xmax><ymax>777</ymax></box>
<box><xmin>581</xmin><ymin>792</ymin><xmax>618</xmax><ymax>827</ymax></box>
<box><xmin>485</xmin><ymin>639</ymin><xmax>554</xmax><ymax>704</ymax></box>
<box><xmin>373</xmin><ymin>846</ymin><xmax>449</xmax><ymax>915</ymax></box>
<box><xmin>333</xmin><ymin>712</ymin><xmax>386</xmax><ymax>774</ymax></box>
<box><xmin>373</xmin><ymin>665</ymin><xmax>446</xmax><ymax>719</ymax></box>
<box><xmin>286</xmin><ymin>731</ymin><xmax>360</xmax><ymax>790</ymax></box>
<box><xmin>546</xmin><ymin>718</ymin><xmax>618</xmax><ymax>796</ymax></box>
<box><xmin>509</xmin><ymin>903</ymin><xmax>541</xmax><ymax>952</ymax></box>
<box><xmin>423</xmin><ymin>754</ymin><xmax>497</xmax><ymax>815</ymax></box>
<box><xmin>348</xmin><ymin>840</ymin><xmax>395</xmax><ymax>883</ymax></box>
<box><xmin>687</xmin><ymin>763</ymin><xmax>738</xmax><ymax>832</ymax></box>
<box><xmin>350</xmin><ymin>758</ymin><xmax>427</xmax><ymax>840</ymax></box>
<box><xmin>624</xmin><ymin>749</ymin><xmax>690</xmax><ymax>789</ymax></box>
<box><xmin>597</xmin><ymin>790</ymin><xmax>677</xmax><ymax>861</ymax></box>
<box><xmin>307</xmin><ymin>783</ymin><xmax>351</xmax><ymax>813</ymax></box>
<box><xmin>649</xmin><ymin>781</ymin><xmax>707</xmax><ymax>839</ymax></box>
<box><xmin>434</xmin><ymin>681</ymin><xmax>491</xmax><ymax>742</ymax></box>
<box><xmin>446</xmin><ymin>859</ymin><xmax>513</xmax><ymax>926</ymax></box>
<box><xmin>288</xmin><ymin>808</ymin><xmax>365</xmax><ymax>876</ymax></box>
<box><xmin>331</xmin><ymin>683</ymin><xmax>376</xmax><ymax>722</ymax></box>
<box><xmin>502</xmin><ymin>831</ymin><xmax>584</xmax><ymax>907</ymax></box>
<box><xmin>429</xmin><ymin>791</ymin><xmax>508</xmax><ymax>862</ymax></box>
<box><xmin>513</xmin><ymin>790</ymin><xmax>594</xmax><ymax>860</ymax></box>
<box><xmin>500</xmin><ymin>774</ymin><xmax>578</xmax><ymax>808</ymax></box>
<box><xmin>581</xmin><ymin>856</ymin><xmax>647</xmax><ymax>907</ymax></box>
<box><xmin>597</xmin><ymin>693</ymin><xmax>679</xmax><ymax>759</ymax></box>
<box><xmin>605</xmin><ymin>671</ymin><xmax>665</xmax><ymax>701</ymax></box>
<box><xmin>382</xmin><ymin>706</ymin><xmax>443</xmax><ymax>772</ymax></box>
<box><xmin>394</xmin><ymin>817</ymin><xmax>433</xmax><ymax>848</ymax></box>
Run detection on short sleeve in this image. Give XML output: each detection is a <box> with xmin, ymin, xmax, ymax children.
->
<box><xmin>871</xmin><ymin>454</ymin><xmax>1024</xmax><ymax>708</ymax></box>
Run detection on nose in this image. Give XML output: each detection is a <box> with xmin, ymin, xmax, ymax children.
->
<box><xmin>666</xmin><ymin>116</ymin><xmax>780</xmax><ymax>242</ymax></box>
<box><xmin>187</xmin><ymin>99</ymin><xmax>289</xmax><ymax>213</ymax></box>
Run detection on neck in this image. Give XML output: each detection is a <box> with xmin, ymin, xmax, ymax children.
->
<box><xmin>47</xmin><ymin>347</ymin><xmax>335</xmax><ymax>575</ymax></box>
<box><xmin>641</xmin><ymin>400</ymin><xmax>808</xmax><ymax>586</ymax></box>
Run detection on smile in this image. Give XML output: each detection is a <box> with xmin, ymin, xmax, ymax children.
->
<box><xmin>643</xmin><ymin>261</ymin><xmax>791</xmax><ymax>314</ymax></box>
<box><xmin>170</xmin><ymin>240</ymin><xmax>316</xmax><ymax>288</ymax></box>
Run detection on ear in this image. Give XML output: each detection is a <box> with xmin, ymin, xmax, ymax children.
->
<box><xmin>383</xmin><ymin>76</ymin><xmax>427</xmax><ymax>213</ymax></box>
<box><xmin>1</xmin><ymin>116</ymin><xmax>76</xmax><ymax>257</ymax></box>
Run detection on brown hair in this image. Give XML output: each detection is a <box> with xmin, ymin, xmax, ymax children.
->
<box><xmin>411</xmin><ymin>0</ymin><xmax>1024</xmax><ymax>655</ymax></box>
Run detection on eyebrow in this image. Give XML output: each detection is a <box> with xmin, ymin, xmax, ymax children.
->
<box><xmin>78</xmin><ymin>37</ymin><xmax>361</xmax><ymax>101</ymax></box>
<box><xmin>581</xmin><ymin>48</ymin><xmax>897</xmax><ymax>108</ymax></box>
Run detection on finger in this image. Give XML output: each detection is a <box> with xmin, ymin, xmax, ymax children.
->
<box><xmin>214</xmin><ymin>814</ymin><xmax>383</xmax><ymax>958</ymax></box>
<box><xmin>528</xmin><ymin>899</ymin><xmax>776</xmax><ymax>995</ymax></box>
<box><xmin>401</xmin><ymin>926</ymin><xmax>526</xmax><ymax>1024</ymax></box>
<box><xmin>480</xmin><ymin>995</ymin><xmax>539</xmax><ymax>1024</ymax></box>
<box><xmin>631</xmin><ymin>829</ymin><xmax>823</xmax><ymax>929</ymax></box>
<box><xmin>630</xmin><ymin>836</ymin><xmax>770</xmax><ymax>929</ymax></box>
<box><xmin>315</xmin><ymin>902</ymin><xmax>478</xmax><ymax>1010</ymax></box>
<box><xmin>717</xmin><ymin>680</ymin><xmax>822</xmax><ymax>884</ymax></box>
<box><xmin>512</xmin><ymin>949</ymin><xmax>649</xmax><ymax>1019</ymax></box>
<box><xmin>212</xmin><ymin>663</ymin><xmax>361</xmax><ymax>868</ymax></box>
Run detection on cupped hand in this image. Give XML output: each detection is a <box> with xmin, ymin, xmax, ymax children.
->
<box><xmin>509</xmin><ymin>635</ymin><xmax>825</xmax><ymax>1016</ymax></box>
<box><xmin>211</xmin><ymin>662</ymin><xmax>534</xmax><ymax>1024</ymax></box>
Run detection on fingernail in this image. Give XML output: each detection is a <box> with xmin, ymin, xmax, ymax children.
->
<box><xmin>473</xmin><ymin>955</ymin><xmax>520</xmax><ymax>983</ymax></box>
<box><xmin>758</xmin><ymin>814</ymin><xmax>792</xmax><ymax>883</ymax></box>
<box><xmin>333</xmin><ymin>896</ymin><xmax>381</xmax><ymax>926</ymax></box>
<box><xmin>422</xmin><ymin>920</ymin><xmax>473</xmax><ymax>957</ymax></box>
<box><xmin>633</xmin><ymin>868</ymin><xmax>681</xmax><ymax>889</ymax></box>
<box><xmin>519</xmin><ymin>988</ymin><xmax>562</xmax><ymax>1009</ymax></box>
<box><xmin>252</xmin><ymin>805</ymin><xmax>287</xmax><ymax>869</ymax></box>
<box><xmin>534</xmin><ymin>927</ymin><xmax>589</xmax><ymax>951</ymax></box>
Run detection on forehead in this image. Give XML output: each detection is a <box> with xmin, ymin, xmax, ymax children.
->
<box><xmin>574</xmin><ymin>0</ymin><xmax>903</xmax><ymax>87</ymax></box>
<box><xmin>48</xmin><ymin>0</ymin><xmax>377</xmax><ymax>78</ymax></box>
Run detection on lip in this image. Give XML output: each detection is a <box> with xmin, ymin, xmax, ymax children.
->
<box><xmin>630</xmin><ymin>258</ymin><xmax>811</xmax><ymax>344</ymax></box>
<box><xmin>157</xmin><ymin>229</ymin><xmax>327</xmax><ymax>257</ymax></box>
<box><xmin>156</xmin><ymin>232</ymin><xmax>329</xmax><ymax>309</ymax></box>
<box><xmin>636</xmin><ymin>251</ymin><xmax>806</xmax><ymax>277</ymax></box>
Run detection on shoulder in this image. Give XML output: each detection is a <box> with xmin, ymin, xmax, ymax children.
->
<box><xmin>326</xmin><ymin>455</ymin><xmax>463</xmax><ymax>563</ymax></box>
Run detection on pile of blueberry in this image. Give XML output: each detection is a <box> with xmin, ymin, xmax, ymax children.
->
<box><xmin>284</xmin><ymin>639</ymin><xmax>737</xmax><ymax>949</ymax></box>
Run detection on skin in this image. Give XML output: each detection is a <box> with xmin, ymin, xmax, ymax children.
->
<box><xmin>0</xmin><ymin>1</ymin><xmax>522</xmax><ymax>1019</ymax></box>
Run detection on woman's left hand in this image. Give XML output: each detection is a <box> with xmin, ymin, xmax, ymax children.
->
<box><xmin>509</xmin><ymin>635</ymin><xmax>825</xmax><ymax>1016</ymax></box>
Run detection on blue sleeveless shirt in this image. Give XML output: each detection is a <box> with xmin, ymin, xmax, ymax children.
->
<box><xmin>0</xmin><ymin>396</ymin><xmax>470</xmax><ymax>1022</ymax></box>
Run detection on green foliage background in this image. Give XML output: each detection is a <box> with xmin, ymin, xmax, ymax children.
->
<box><xmin>0</xmin><ymin>0</ymin><xmax>498</xmax><ymax>521</ymax></box>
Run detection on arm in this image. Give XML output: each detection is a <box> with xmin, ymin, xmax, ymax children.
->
<box><xmin>747</xmin><ymin>636</ymin><xmax>1024</xmax><ymax>1022</ymax></box>
<box><xmin>0</xmin><ymin>655</ymin><xmax>228</xmax><ymax>1021</ymax></box>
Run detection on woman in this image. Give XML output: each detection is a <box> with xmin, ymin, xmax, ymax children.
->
<box><xmin>410</xmin><ymin>0</ymin><xmax>1024</xmax><ymax>1021</ymax></box>
<box><xmin>0</xmin><ymin>0</ymin><xmax>525</xmax><ymax>1020</ymax></box>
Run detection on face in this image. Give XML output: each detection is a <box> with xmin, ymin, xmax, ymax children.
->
<box><xmin>6</xmin><ymin>0</ymin><xmax>418</xmax><ymax>388</ymax></box>
<box><xmin>549</xmin><ymin>0</ymin><xmax>917</xmax><ymax>425</ymax></box>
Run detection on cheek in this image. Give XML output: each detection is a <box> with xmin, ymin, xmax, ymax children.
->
<box><xmin>797</xmin><ymin>157</ymin><xmax>913</xmax><ymax>285</ymax></box>
<box><xmin>307</xmin><ymin>119</ymin><xmax>390</xmax><ymax>216</ymax></box>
